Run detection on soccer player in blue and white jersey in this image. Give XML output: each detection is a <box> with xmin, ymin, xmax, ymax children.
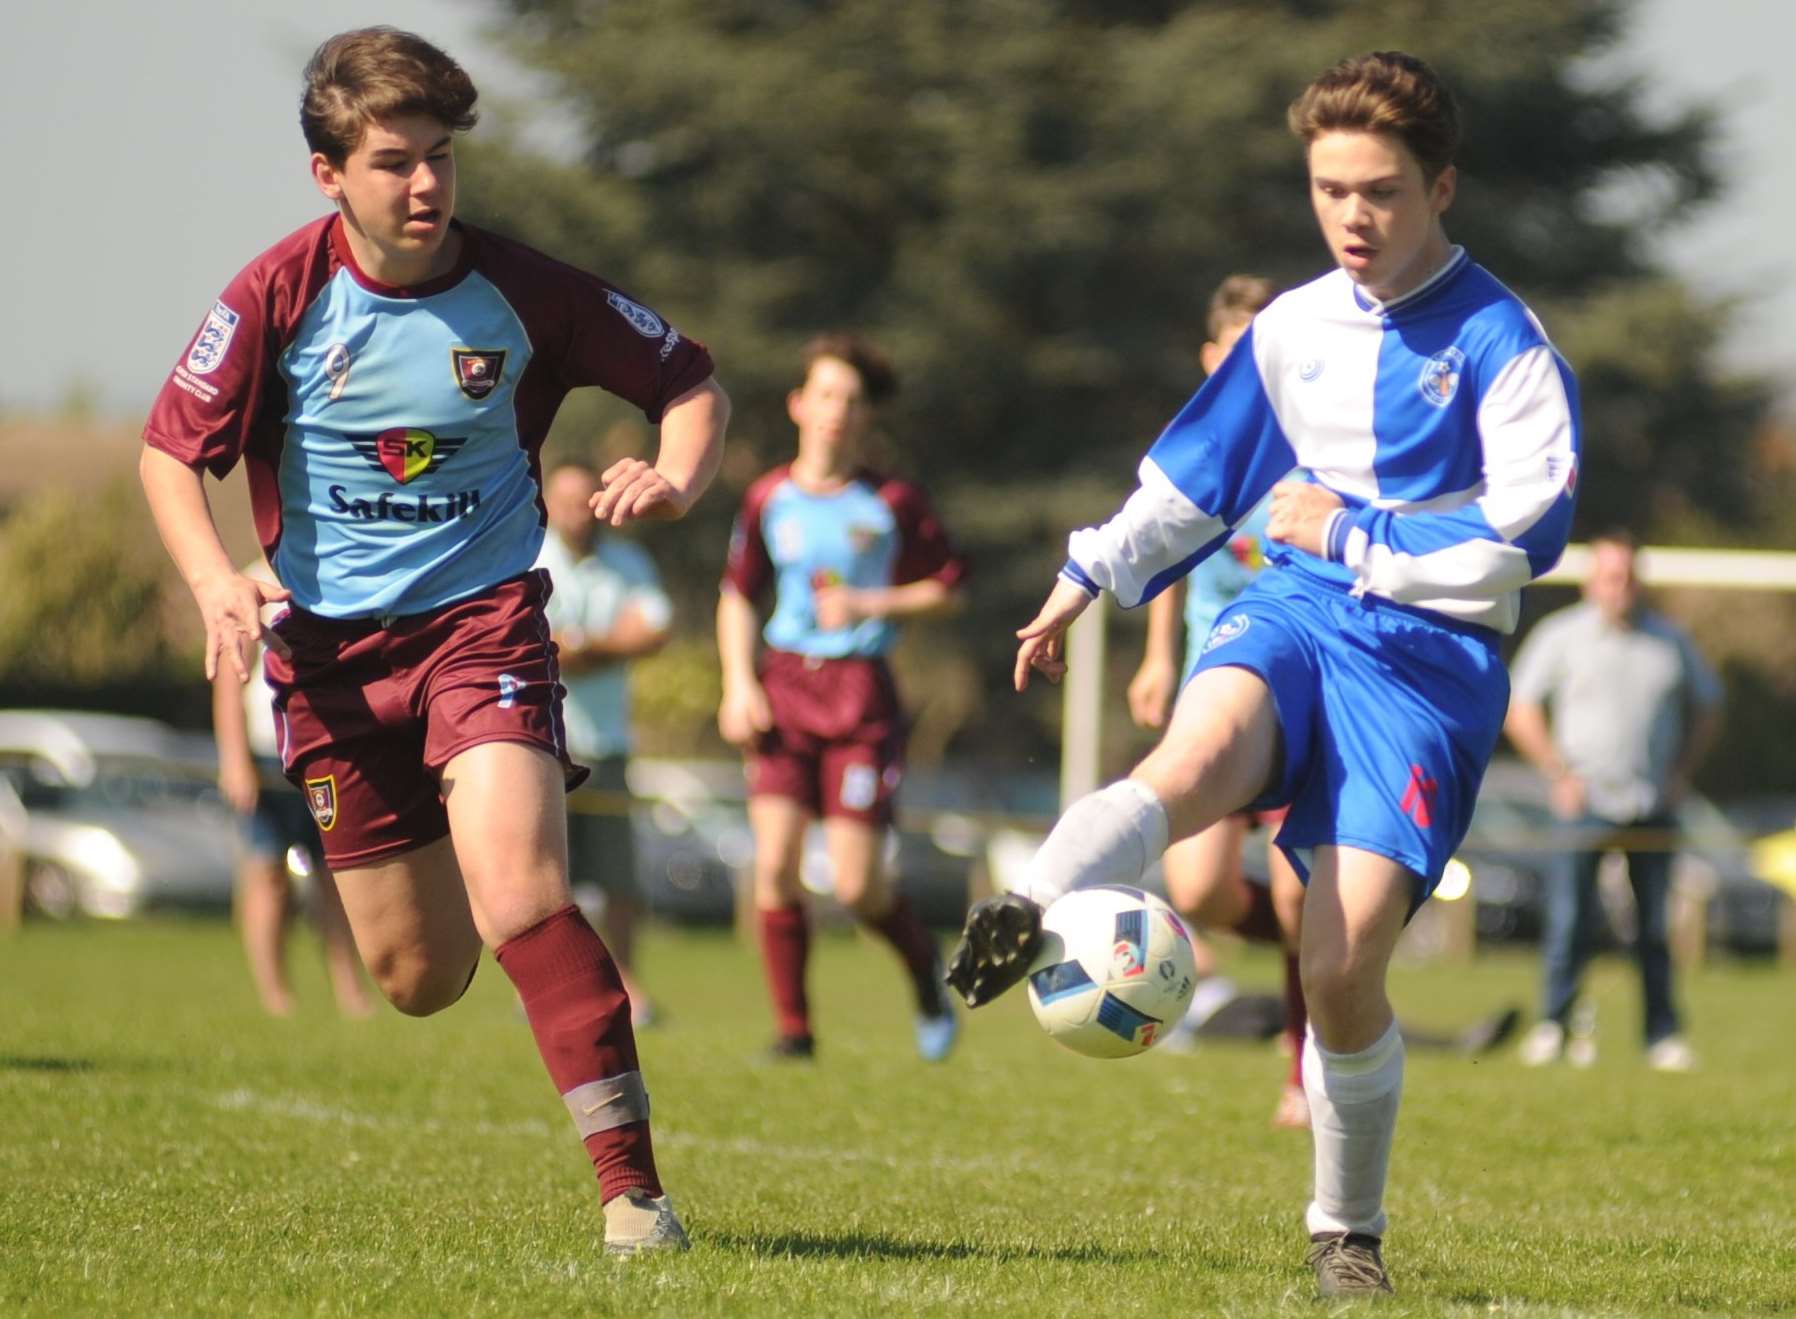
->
<box><xmin>948</xmin><ymin>52</ymin><xmax>1578</xmax><ymax>1298</ymax></box>
<box><xmin>140</xmin><ymin>28</ymin><xmax>729</xmax><ymax>1255</ymax></box>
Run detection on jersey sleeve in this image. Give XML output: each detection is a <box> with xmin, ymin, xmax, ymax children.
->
<box><xmin>883</xmin><ymin>480</ymin><xmax>969</xmax><ymax>588</ymax></box>
<box><xmin>544</xmin><ymin>270</ymin><xmax>713</xmax><ymax>422</ymax></box>
<box><xmin>1675</xmin><ymin>626</ymin><xmax>1724</xmax><ymax>710</ymax></box>
<box><xmin>141</xmin><ymin>268</ymin><xmax>279</xmax><ymax>479</ymax></box>
<box><xmin>1320</xmin><ymin>345</ymin><xmax>1580</xmax><ymax>604</ymax></box>
<box><xmin>613</xmin><ymin>541</ymin><xmax>674</xmax><ymax>633</ymax></box>
<box><xmin>1062</xmin><ymin>325</ymin><xmax>1297</xmax><ymax>608</ymax></box>
<box><xmin>1508</xmin><ymin>609</ymin><xmax>1570</xmax><ymax>706</ymax></box>
<box><xmin>721</xmin><ymin>475</ymin><xmax>777</xmax><ymax>602</ymax></box>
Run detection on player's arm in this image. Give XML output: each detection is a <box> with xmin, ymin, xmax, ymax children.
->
<box><xmin>557</xmin><ymin>605</ymin><xmax>671</xmax><ymax>675</ymax></box>
<box><xmin>715</xmin><ymin>587</ymin><xmax>772</xmax><ymax>746</ymax></box>
<box><xmin>211</xmin><ymin>654</ymin><xmax>260</xmax><ymax>815</ymax></box>
<box><xmin>140</xmin><ymin>448</ymin><xmax>288</xmax><ymax>682</ymax></box>
<box><xmin>1300</xmin><ymin>345</ymin><xmax>1580</xmax><ymax>601</ymax></box>
<box><xmin>593</xmin><ymin>377</ymin><xmax>731</xmax><ymax>526</ymax></box>
<box><xmin>1127</xmin><ymin>582</ymin><xmax>1187</xmax><ymax>730</ymax></box>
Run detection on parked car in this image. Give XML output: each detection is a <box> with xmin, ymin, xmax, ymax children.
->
<box><xmin>1461</xmin><ymin>758</ymin><xmax>1787</xmax><ymax>956</ymax></box>
<box><xmin>0</xmin><ymin>710</ymin><xmax>239</xmax><ymax>919</ymax></box>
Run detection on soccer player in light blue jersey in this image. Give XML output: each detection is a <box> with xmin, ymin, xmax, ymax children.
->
<box><xmin>141</xmin><ymin>28</ymin><xmax>729</xmax><ymax>1255</ymax></box>
<box><xmin>949</xmin><ymin>52</ymin><xmax>1579</xmax><ymax>1298</ymax></box>
<box><xmin>718</xmin><ymin>334</ymin><xmax>968</xmax><ymax>1063</ymax></box>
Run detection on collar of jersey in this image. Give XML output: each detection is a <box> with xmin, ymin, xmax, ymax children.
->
<box><xmin>329</xmin><ymin>214</ymin><xmax>477</xmax><ymax>299</ymax></box>
<box><xmin>1349</xmin><ymin>245</ymin><xmax>1468</xmax><ymax>318</ymax></box>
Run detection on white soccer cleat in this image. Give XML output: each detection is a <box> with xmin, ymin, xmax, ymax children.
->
<box><xmin>1646</xmin><ymin>1036</ymin><xmax>1696</xmax><ymax>1073</ymax></box>
<box><xmin>603</xmin><ymin>1188</ymin><xmax>690</xmax><ymax>1256</ymax></box>
<box><xmin>1517</xmin><ymin>1020</ymin><xmax>1565</xmax><ymax>1067</ymax></box>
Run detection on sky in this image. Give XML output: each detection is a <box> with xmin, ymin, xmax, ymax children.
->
<box><xmin>2</xmin><ymin>0</ymin><xmax>1792</xmax><ymax>420</ymax></box>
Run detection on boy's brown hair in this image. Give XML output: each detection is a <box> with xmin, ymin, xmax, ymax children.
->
<box><xmin>1287</xmin><ymin>51</ymin><xmax>1459</xmax><ymax>181</ymax></box>
<box><xmin>799</xmin><ymin>332</ymin><xmax>898</xmax><ymax>406</ymax></box>
<box><xmin>301</xmin><ymin>27</ymin><xmax>479</xmax><ymax>165</ymax></box>
<box><xmin>1206</xmin><ymin>274</ymin><xmax>1276</xmax><ymax>342</ymax></box>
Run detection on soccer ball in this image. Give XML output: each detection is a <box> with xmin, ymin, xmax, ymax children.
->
<box><xmin>1025</xmin><ymin>886</ymin><xmax>1198</xmax><ymax>1059</ymax></box>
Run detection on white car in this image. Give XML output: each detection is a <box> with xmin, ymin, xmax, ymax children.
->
<box><xmin>0</xmin><ymin>709</ymin><xmax>239</xmax><ymax>919</ymax></box>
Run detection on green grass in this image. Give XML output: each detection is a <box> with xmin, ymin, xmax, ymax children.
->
<box><xmin>3</xmin><ymin>919</ymin><xmax>1794</xmax><ymax>1317</ymax></box>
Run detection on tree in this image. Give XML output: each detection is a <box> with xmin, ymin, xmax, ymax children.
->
<box><xmin>461</xmin><ymin>0</ymin><xmax>1766</xmax><ymax>767</ymax></box>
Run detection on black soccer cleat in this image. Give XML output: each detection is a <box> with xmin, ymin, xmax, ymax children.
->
<box><xmin>767</xmin><ymin>1033</ymin><xmax>816</xmax><ymax>1062</ymax></box>
<box><xmin>945</xmin><ymin>892</ymin><xmax>1045</xmax><ymax>1008</ymax></box>
<box><xmin>1306</xmin><ymin>1231</ymin><xmax>1395</xmax><ymax>1298</ymax></box>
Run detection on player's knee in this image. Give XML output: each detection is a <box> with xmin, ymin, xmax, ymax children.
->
<box><xmin>368</xmin><ymin>951</ymin><xmax>477</xmax><ymax>1017</ymax></box>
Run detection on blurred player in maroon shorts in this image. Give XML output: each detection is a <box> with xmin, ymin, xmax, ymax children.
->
<box><xmin>138</xmin><ymin>27</ymin><xmax>728</xmax><ymax>1254</ymax></box>
<box><xmin>717</xmin><ymin>333</ymin><xmax>967</xmax><ymax>1061</ymax></box>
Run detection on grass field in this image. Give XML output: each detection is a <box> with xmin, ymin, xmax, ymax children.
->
<box><xmin>4</xmin><ymin>919</ymin><xmax>1795</xmax><ymax>1317</ymax></box>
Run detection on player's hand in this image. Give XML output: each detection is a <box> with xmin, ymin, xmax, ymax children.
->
<box><xmin>218</xmin><ymin>754</ymin><xmax>261</xmax><ymax>815</ymax></box>
<box><xmin>1127</xmin><ymin>655</ymin><xmax>1178</xmax><ymax>730</ymax></box>
<box><xmin>1014</xmin><ymin>577</ymin><xmax>1096</xmax><ymax>692</ymax></box>
<box><xmin>1266</xmin><ymin>480</ymin><xmax>1344</xmax><ymax>558</ymax></box>
<box><xmin>195</xmin><ymin>571</ymin><xmax>290</xmax><ymax>683</ymax></box>
<box><xmin>813</xmin><ymin>585</ymin><xmax>868</xmax><ymax>632</ymax></box>
<box><xmin>591</xmin><ymin>458</ymin><xmax>693</xmax><ymax>526</ymax></box>
<box><xmin>946</xmin><ymin>892</ymin><xmax>1045</xmax><ymax>1008</ymax></box>
<box><xmin>1550</xmin><ymin>772</ymin><xmax>1588</xmax><ymax>820</ymax></box>
<box><xmin>717</xmin><ymin>682</ymin><xmax>774</xmax><ymax>747</ymax></box>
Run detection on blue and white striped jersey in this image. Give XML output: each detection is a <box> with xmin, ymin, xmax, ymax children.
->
<box><xmin>1063</xmin><ymin>249</ymin><xmax>1579</xmax><ymax>633</ymax></box>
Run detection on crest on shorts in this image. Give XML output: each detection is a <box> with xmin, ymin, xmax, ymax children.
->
<box><xmin>348</xmin><ymin>427</ymin><xmax>469</xmax><ymax>484</ymax></box>
<box><xmin>605</xmin><ymin>290</ymin><xmax>666</xmax><ymax>339</ymax></box>
<box><xmin>186</xmin><ymin>301</ymin><xmax>240</xmax><ymax>376</ymax></box>
<box><xmin>1201</xmin><ymin>614</ymin><xmax>1250</xmax><ymax>655</ymax></box>
<box><xmin>304</xmin><ymin>774</ymin><xmax>338</xmax><ymax>832</ymax></box>
<box><xmin>451</xmin><ymin>347</ymin><xmax>507</xmax><ymax>400</ymax></box>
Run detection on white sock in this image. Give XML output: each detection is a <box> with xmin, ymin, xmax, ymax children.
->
<box><xmin>1303</xmin><ymin>1020</ymin><xmax>1404</xmax><ymax>1240</ymax></box>
<box><xmin>1011</xmin><ymin>779</ymin><xmax>1169</xmax><ymax>907</ymax></box>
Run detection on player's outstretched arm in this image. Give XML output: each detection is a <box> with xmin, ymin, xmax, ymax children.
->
<box><xmin>139</xmin><ymin>447</ymin><xmax>289</xmax><ymax>683</ymax></box>
<box><xmin>592</xmin><ymin>377</ymin><xmax>731</xmax><ymax>526</ymax></box>
<box><xmin>1014</xmin><ymin>576</ymin><xmax>1096</xmax><ymax>692</ymax></box>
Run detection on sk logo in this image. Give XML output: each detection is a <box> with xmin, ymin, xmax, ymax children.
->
<box><xmin>451</xmin><ymin>347</ymin><xmax>507</xmax><ymax>401</ymax></box>
<box><xmin>1400</xmin><ymin>764</ymin><xmax>1438</xmax><ymax>828</ymax></box>
<box><xmin>349</xmin><ymin>428</ymin><xmax>468</xmax><ymax>485</ymax></box>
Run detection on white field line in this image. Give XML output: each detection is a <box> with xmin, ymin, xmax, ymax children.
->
<box><xmin>208</xmin><ymin>1087</ymin><xmax>1065</xmax><ymax>1183</ymax></box>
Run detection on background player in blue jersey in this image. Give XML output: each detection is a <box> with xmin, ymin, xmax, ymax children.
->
<box><xmin>1126</xmin><ymin>275</ymin><xmax>1312</xmax><ymax>1128</ymax></box>
<box><xmin>948</xmin><ymin>52</ymin><xmax>1579</xmax><ymax>1298</ymax></box>
<box><xmin>718</xmin><ymin>333</ymin><xmax>968</xmax><ymax>1063</ymax></box>
<box><xmin>140</xmin><ymin>28</ymin><xmax>729</xmax><ymax>1255</ymax></box>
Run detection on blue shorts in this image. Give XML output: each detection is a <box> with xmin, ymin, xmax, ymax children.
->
<box><xmin>1187</xmin><ymin>565</ymin><xmax>1508</xmax><ymax>903</ymax></box>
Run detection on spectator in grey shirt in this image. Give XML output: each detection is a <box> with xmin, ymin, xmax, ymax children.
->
<box><xmin>1504</xmin><ymin>529</ymin><xmax>1722</xmax><ymax>1072</ymax></box>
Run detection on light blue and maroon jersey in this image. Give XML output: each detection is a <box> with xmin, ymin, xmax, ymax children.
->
<box><xmin>723</xmin><ymin>466</ymin><xmax>967</xmax><ymax>659</ymax></box>
<box><xmin>144</xmin><ymin>215</ymin><xmax>713</xmax><ymax>619</ymax></box>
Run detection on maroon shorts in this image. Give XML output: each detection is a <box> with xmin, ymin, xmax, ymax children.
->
<box><xmin>746</xmin><ymin>650</ymin><xmax>906</xmax><ymax>825</ymax></box>
<box><xmin>264</xmin><ymin>570</ymin><xmax>585</xmax><ymax>869</ymax></box>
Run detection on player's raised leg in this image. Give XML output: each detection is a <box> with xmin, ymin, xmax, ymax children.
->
<box><xmin>1298</xmin><ymin>844</ymin><xmax>1411</xmax><ymax>1297</ymax></box>
<box><xmin>446</xmin><ymin>740</ymin><xmax>685</xmax><ymax>1255</ymax></box>
<box><xmin>749</xmin><ymin>793</ymin><xmax>817</xmax><ymax>1058</ymax></box>
<box><xmin>949</xmin><ymin>664</ymin><xmax>1278</xmax><ymax>1006</ymax></box>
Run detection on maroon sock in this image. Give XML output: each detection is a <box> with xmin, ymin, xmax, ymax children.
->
<box><xmin>495</xmin><ymin>905</ymin><xmax>661</xmax><ymax>1202</ymax></box>
<box><xmin>1229</xmin><ymin>880</ymin><xmax>1285</xmax><ymax>946</ymax></box>
<box><xmin>757</xmin><ymin>904</ymin><xmax>812</xmax><ymax>1039</ymax></box>
<box><xmin>1282</xmin><ymin>951</ymin><xmax>1307</xmax><ymax>1088</ymax></box>
<box><xmin>865</xmin><ymin>893</ymin><xmax>945</xmax><ymax>1015</ymax></box>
